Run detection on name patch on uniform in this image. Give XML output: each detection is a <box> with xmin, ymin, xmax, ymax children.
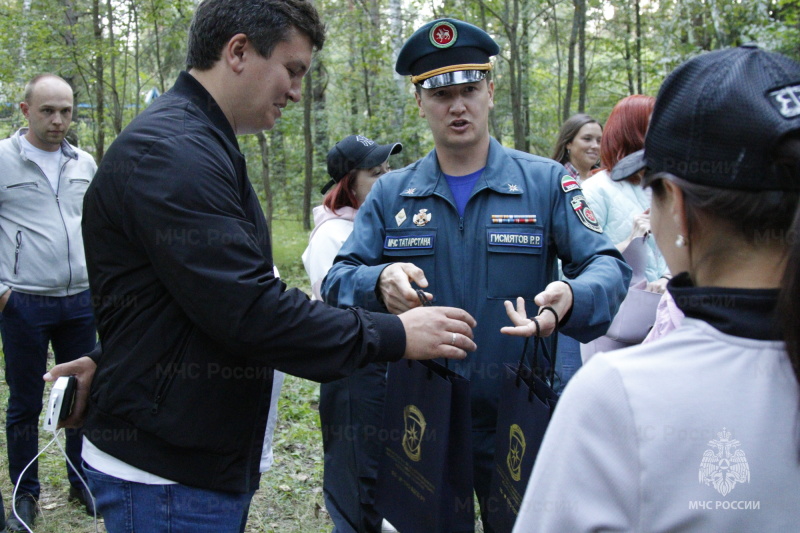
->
<box><xmin>488</xmin><ymin>231</ymin><xmax>542</xmax><ymax>247</ymax></box>
<box><xmin>384</xmin><ymin>235</ymin><xmax>435</xmax><ymax>250</ymax></box>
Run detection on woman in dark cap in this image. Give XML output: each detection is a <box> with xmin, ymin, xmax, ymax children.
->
<box><xmin>507</xmin><ymin>46</ymin><xmax>800</xmax><ymax>532</ymax></box>
<box><xmin>302</xmin><ymin>134</ymin><xmax>402</xmax><ymax>533</ymax></box>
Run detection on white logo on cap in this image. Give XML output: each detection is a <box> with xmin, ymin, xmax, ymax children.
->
<box><xmin>769</xmin><ymin>84</ymin><xmax>800</xmax><ymax>118</ymax></box>
<box><xmin>355</xmin><ymin>135</ymin><xmax>375</xmax><ymax>147</ymax></box>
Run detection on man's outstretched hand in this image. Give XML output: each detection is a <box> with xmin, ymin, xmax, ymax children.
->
<box><xmin>400</xmin><ymin>306</ymin><xmax>477</xmax><ymax>360</ymax></box>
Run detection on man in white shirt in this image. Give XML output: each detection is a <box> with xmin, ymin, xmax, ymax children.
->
<box><xmin>0</xmin><ymin>74</ymin><xmax>98</xmax><ymax>531</ymax></box>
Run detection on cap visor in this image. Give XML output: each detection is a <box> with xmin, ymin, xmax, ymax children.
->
<box><xmin>610</xmin><ymin>149</ymin><xmax>647</xmax><ymax>182</ymax></box>
<box><xmin>320</xmin><ymin>179</ymin><xmax>336</xmax><ymax>195</ymax></box>
<box><xmin>359</xmin><ymin>143</ymin><xmax>403</xmax><ymax>170</ymax></box>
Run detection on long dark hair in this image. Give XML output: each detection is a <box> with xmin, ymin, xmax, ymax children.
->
<box><xmin>551</xmin><ymin>113</ymin><xmax>600</xmax><ymax>165</ymax></box>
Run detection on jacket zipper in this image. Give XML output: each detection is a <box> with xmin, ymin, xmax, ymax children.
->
<box><xmin>14</xmin><ymin>231</ymin><xmax>22</xmax><ymax>275</ymax></box>
<box><xmin>27</xmin><ymin>158</ymin><xmax>74</xmax><ymax>292</ymax></box>
<box><xmin>55</xmin><ymin>158</ymin><xmax>74</xmax><ymax>292</ymax></box>
<box><xmin>151</xmin><ymin>331</ymin><xmax>194</xmax><ymax>414</ymax></box>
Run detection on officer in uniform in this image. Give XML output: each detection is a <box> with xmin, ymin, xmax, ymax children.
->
<box><xmin>322</xmin><ymin>18</ymin><xmax>631</xmax><ymax>531</ymax></box>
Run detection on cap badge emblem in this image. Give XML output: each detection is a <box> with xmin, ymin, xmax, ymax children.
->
<box><xmin>355</xmin><ymin>135</ymin><xmax>375</xmax><ymax>146</ymax></box>
<box><xmin>395</xmin><ymin>208</ymin><xmax>407</xmax><ymax>227</ymax></box>
<box><xmin>429</xmin><ymin>21</ymin><xmax>457</xmax><ymax>49</ymax></box>
<box><xmin>413</xmin><ymin>208</ymin><xmax>432</xmax><ymax>227</ymax></box>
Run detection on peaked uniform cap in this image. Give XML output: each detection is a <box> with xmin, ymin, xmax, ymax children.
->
<box><xmin>395</xmin><ymin>18</ymin><xmax>499</xmax><ymax>89</ymax></box>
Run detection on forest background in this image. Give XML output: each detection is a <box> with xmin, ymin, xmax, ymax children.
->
<box><xmin>0</xmin><ymin>0</ymin><xmax>798</xmax><ymax>531</ymax></box>
<box><xmin>1</xmin><ymin>0</ymin><xmax>798</xmax><ymax>231</ymax></box>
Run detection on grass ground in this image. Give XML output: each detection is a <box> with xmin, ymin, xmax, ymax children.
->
<box><xmin>0</xmin><ymin>218</ymin><xmax>333</xmax><ymax>532</ymax></box>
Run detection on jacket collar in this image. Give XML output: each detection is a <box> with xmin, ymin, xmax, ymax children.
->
<box><xmin>400</xmin><ymin>137</ymin><xmax>525</xmax><ymax>199</ymax></box>
<box><xmin>13</xmin><ymin>128</ymin><xmax>78</xmax><ymax>161</ymax></box>
<box><xmin>669</xmin><ymin>272</ymin><xmax>781</xmax><ymax>340</ymax></box>
<box><xmin>170</xmin><ymin>71</ymin><xmax>239</xmax><ymax>151</ymax></box>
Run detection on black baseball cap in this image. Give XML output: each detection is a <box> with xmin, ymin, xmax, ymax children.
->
<box><xmin>395</xmin><ymin>18</ymin><xmax>499</xmax><ymax>89</ymax></box>
<box><xmin>322</xmin><ymin>135</ymin><xmax>402</xmax><ymax>194</ymax></box>
<box><xmin>613</xmin><ymin>45</ymin><xmax>800</xmax><ymax>190</ymax></box>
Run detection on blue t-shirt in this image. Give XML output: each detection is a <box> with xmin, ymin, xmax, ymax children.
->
<box><xmin>444</xmin><ymin>168</ymin><xmax>484</xmax><ymax>216</ymax></box>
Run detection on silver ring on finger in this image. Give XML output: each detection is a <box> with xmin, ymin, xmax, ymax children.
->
<box><xmin>451</xmin><ymin>332</ymin><xmax>457</xmax><ymax>346</ymax></box>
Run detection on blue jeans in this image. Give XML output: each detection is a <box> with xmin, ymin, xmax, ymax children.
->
<box><xmin>83</xmin><ymin>462</ymin><xmax>255</xmax><ymax>533</ymax></box>
<box><xmin>1</xmin><ymin>290</ymin><xmax>96</xmax><ymax>499</ymax></box>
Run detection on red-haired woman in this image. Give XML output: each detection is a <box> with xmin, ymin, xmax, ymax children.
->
<box><xmin>580</xmin><ymin>95</ymin><xmax>672</xmax><ymax>355</ymax></box>
<box><xmin>583</xmin><ymin>95</ymin><xmax>668</xmax><ymax>286</ymax></box>
<box><xmin>302</xmin><ymin>134</ymin><xmax>402</xmax><ymax>533</ymax></box>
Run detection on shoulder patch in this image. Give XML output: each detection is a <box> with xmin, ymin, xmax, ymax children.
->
<box><xmin>561</xmin><ymin>175</ymin><xmax>581</xmax><ymax>193</ymax></box>
<box><xmin>570</xmin><ymin>194</ymin><xmax>602</xmax><ymax>233</ymax></box>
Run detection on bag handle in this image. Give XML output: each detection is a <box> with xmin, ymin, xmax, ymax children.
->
<box><xmin>537</xmin><ymin>306</ymin><xmax>560</xmax><ymax>386</ymax></box>
<box><xmin>416</xmin><ymin>289</ymin><xmax>450</xmax><ymax>371</ymax></box>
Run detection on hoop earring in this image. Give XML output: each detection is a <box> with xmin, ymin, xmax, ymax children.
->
<box><xmin>675</xmin><ymin>234</ymin><xmax>687</xmax><ymax>248</ymax></box>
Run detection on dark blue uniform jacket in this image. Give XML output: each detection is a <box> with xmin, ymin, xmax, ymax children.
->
<box><xmin>323</xmin><ymin>138</ymin><xmax>631</xmax><ymax>431</ymax></box>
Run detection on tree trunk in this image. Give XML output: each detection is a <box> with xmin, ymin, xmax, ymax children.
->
<box><xmin>256</xmin><ymin>132</ymin><xmax>273</xmax><ymax>232</ymax></box>
<box><xmin>150</xmin><ymin>0</ymin><xmax>166</xmax><ymax>93</ymax></box>
<box><xmin>303</xmin><ymin>70</ymin><xmax>313</xmax><ymax>231</ymax></box>
<box><xmin>549</xmin><ymin>0</ymin><xmax>563</xmax><ymax>124</ymax></box>
<box><xmin>635</xmin><ymin>0</ymin><xmax>642</xmax><ymax>94</ymax></box>
<box><xmin>625</xmin><ymin>8</ymin><xmax>634</xmax><ymax>95</ymax></box>
<box><xmin>389</xmin><ymin>0</ymin><xmax>405</xmax><ymax>131</ymax></box>
<box><xmin>93</xmin><ymin>0</ymin><xmax>105</xmax><ymax>160</ymax></box>
<box><xmin>577</xmin><ymin>0</ymin><xmax>587</xmax><ymax>113</ymax></box>
<box><xmin>313</xmin><ymin>59</ymin><xmax>328</xmax><ymax>191</ymax></box>
<box><xmin>107</xmin><ymin>0</ymin><xmax>124</xmax><ymax>134</ymax></box>
<box><xmin>480</xmin><ymin>2</ymin><xmax>502</xmax><ymax>144</ymax></box>
<box><xmin>563</xmin><ymin>0</ymin><xmax>580</xmax><ymax>121</ymax></box>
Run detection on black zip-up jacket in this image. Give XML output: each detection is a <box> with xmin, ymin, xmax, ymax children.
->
<box><xmin>82</xmin><ymin>72</ymin><xmax>405</xmax><ymax>493</ymax></box>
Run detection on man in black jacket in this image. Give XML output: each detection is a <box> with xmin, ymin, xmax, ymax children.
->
<box><xmin>47</xmin><ymin>0</ymin><xmax>476</xmax><ymax>531</ymax></box>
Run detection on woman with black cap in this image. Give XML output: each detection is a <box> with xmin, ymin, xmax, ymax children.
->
<box><xmin>505</xmin><ymin>46</ymin><xmax>800</xmax><ymax>531</ymax></box>
<box><xmin>302</xmin><ymin>134</ymin><xmax>402</xmax><ymax>533</ymax></box>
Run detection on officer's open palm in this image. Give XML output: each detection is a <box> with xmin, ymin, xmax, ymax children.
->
<box><xmin>379</xmin><ymin>262</ymin><xmax>433</xmax><ymax>314</ymax></box>
<box><xmin>501</xmin><ymin>281</ymin><xmax>573</xmax><ymax>337</ymax></box>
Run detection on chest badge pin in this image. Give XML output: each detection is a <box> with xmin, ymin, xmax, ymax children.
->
<box><xmin>395</xmin><ymin>208</ymin><xmax>407</xmax><ymax>227</ymax></box>
<box><xmin>413</xmin><ymin>208</ymin><xmax>432</xmax><ymax>227</ymax></box>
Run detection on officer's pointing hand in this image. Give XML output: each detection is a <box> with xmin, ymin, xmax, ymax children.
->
<box><xmin>400</xmin><ymin>306</ymin><xmax>476</xmax><ymax>360</ymax></box>
<box><xmin>378</xmin><ymin>262</ymin><xmax>433</xmax><ymax>315</ymax></box>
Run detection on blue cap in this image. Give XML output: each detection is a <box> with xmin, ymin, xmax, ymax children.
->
<box><xmin>395</xmin><ymin>18</ymin><xmax>500</xmax><ymax>89</ymax></box>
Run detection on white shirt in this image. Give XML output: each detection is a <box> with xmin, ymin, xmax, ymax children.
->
<box><xmin>19</xmin><ymin>135</ymin><xmax>62</xmax><ymax>193</ymax></box>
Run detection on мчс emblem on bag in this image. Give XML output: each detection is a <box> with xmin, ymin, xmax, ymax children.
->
<box><xmin>506</xmin><ymin>424</ymin><xmax>526</xmax><ymax>482</ymax></box>
<box><xmin>402</xmin><ymin>404</ymin><xmax>426</xmax><ymax>462</ymax></box>
<box><xmin>698</xmin><ymin>428</ymin><xmax>750</xmax><ymax>497</ymax></box>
